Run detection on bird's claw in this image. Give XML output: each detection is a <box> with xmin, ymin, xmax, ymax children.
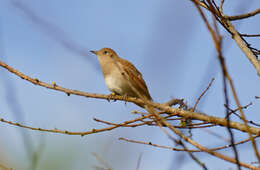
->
<box><xmin>107</xmin><ymin>92</ymin><xmax>116</xmax><ymax>102</ymax></box>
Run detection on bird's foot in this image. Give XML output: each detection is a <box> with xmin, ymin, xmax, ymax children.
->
<box><xmin>107</xmin><ymin>92</ymin><xmax>116</xmax><ymax>102</ymax></box>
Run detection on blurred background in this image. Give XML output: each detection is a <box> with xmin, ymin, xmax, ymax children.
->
<box><xmin>0</xmin><ymin>0</ymin><xmax>260</xmax><ymax>169</ymax></box>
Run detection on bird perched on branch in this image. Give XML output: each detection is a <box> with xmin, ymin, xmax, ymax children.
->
<box><xmin>90</xmin><ymin>48</ymin><xmax>152</xmax><ymax>107</ymax></box>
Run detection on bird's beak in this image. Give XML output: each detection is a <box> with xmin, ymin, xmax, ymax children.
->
<box><xmin>90</xmin><ymin>50</ymin><xmax>97</xmax><ymax>55</ymax></box>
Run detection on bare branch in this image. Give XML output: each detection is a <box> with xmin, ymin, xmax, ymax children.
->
<box><xmin>196</xmin><ymin>2</ymin><xmax>260</xmax><ymax>76</ymax></box>
<box><xmin>194</xmin><ymin>0</ymin><xmax>260</xmax><ymax>163</ymax></box>
<box><xmin>240</xmin><ymin>34</ymin><xmax>260</xmax><ymax>37</ymax></box>
<box><xmin>226</xmin><ymin>8</ymin><xmax>260</xmax><ymax>21</ymax></box>
<box><xmin>0</xmin><ymin>116</ymin><xmax>151</xmax><ymax>136</ymax></box>
<box><xmin>139</xmin><ymin>109</ymin><xmax>258</xmax><ymax>169</ymax></box>
<box><xmin>120</xmin><ymin>135</ymin><xmax>260</xmax><ymax>153</ymax></box>
<box><xmin>226</xmin><ymin>21</ymin><xmax>260</xmax><ymax>75</ymax></box>
<box><xmin>177</xmin><ymin>140</ymin><xmax>208</xmax><ymax>170</ymax></box>
<box><xmin>225</xmin><ymin>102</ymin><xmax>252</xmax><ymax>118</ymax></box>
<box><xmin>1</xmin><ymin>60</ymin><xmax>260</xmax><ymax>135</ymax></box>
<box><xmin>193</xmin><ymin>78</ymin><xmax>215</xmax><ymax>111</ymax></box>
<box><xmin>219</xmin><ymin>0</ymin><xmax>225</xmax><ymax>13</ymax></box>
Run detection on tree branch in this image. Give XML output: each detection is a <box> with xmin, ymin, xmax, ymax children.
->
<box><xmin>226</xmin><ymin>8</ymin><xmax>260</xmax><ymax>21</ymax></box>
<box><xmin>1</xmin><ymin>60</ymin><xmax>260</xmax><ymax>135</ymax></box>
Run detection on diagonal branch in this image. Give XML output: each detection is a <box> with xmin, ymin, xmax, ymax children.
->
<box><xmin>226</xmin><ymin>8</ymin><xmax>260</xmax><ymax>21</ymax></box>
<box><xmin>1</xmin><ymin>60</ymin><xmax>260</xmax><ymax>135</ymax></box>
<box><xmin>196</xmin><ymin>1</ymin><xmax>260</xmax><ymax>76</ymax></box>
<box><xmin>193</xmin><ymin>0</ymin><xmax>260</xmax><ymax>163</ymax></box>
<box><xmin>142</xmin><ymin>105</ymin><xmax>259</xmax><ymax>169</ymax></box>
<box><xmin>223</xmin><ymin>20</ymin><xmax>260</xmax><ymax>76</ymax></box>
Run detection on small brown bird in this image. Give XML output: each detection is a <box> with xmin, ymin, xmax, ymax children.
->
<box><xmin>90</xmin><ymin>48</ymin><xmax>152</xmax><ymax>106</ymax></box>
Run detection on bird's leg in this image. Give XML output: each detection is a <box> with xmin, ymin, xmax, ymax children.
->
<box><xmin>122</xmin><ymin>94</ymin><xmax>128</xmax><ymax>106</ymax></box>
<box><xmin>107</xmin><ymin>92</ymin><xmax>117</xmax><ymax>102</ymax></box>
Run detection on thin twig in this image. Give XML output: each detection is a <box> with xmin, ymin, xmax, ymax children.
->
<box><xmin>219</xmin><ymin>0</ymin><xmax>225</xmax><ymax>13</ymax></box>
<box><xmin>178</xmin><ymin>140</ymin><xmax>208</xmax><ymax>170</ymax></box>
<box><xmin>120</xmin><ymin>135</ymin><xmax>260</xmax><ymax>153</ymax></box>
<box><xmin>136</xmin><ymin>153</ymin><xmax>142</xmax><ymax>170</ymax></box>
<box><xmin>92</xmin><ymin>152</ymin><xmax>113</xmax><ymax>170</ymax></box>
<box><xmin>95</xmin><ymin>117</ymin><xmax>215</xmax><ymax>129</ymax></box>
<box><xmin>225</xmin><ymin>102</ymin><xmax>252</xmax><ymax>118</ymax></box>
<box><xmin>119</xmin><ymin>137</ymin><xmax>188</xmax><ymax>151</ymax></box>
<box><xmin>240</xmin><ymin>34</ymin><xmax>260</xmax><ymax>37</ymax></box>
<box><xmin>145</xmin><ymin>111</ymin><xmax>209</xmax><ymax>170</ymax></box>
<box><xmin>193</xmin><ymin>78</ymin><xmax>215</xmax><ymax>111</ymax></box>
<box><xmin>225</xmin><ymin>8</ymin><xmax>260</xmax><ymax>21</ymax></box>
<box><xmin>0</xmin><ymin>115</ymin><xmax>152</xmax><ymax>136</ymax></box>
<box><xmin>225</xmin><ymin>103</ymin><xmax>260</xmax><ymax>127</ymax></box>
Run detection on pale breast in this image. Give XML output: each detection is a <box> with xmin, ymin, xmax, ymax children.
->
<box><xmin>104</xmin><ymin>74</ymin><xmax>124</xmax><ymax>95</ymax></box>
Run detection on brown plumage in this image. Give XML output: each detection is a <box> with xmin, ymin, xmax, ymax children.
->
<box><xmin>91</xmin><ymin>48</ymin><xmax>152</xmax><ymax>106</ymax></box>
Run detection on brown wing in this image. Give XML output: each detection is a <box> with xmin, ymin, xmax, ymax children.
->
<box><xmin>118</xmin><ymin>57</ymin><xmax>152</xmax><ymax>100</ymax></box>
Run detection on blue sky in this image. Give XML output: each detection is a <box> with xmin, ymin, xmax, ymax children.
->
<box><xmin>0</xmin><ymin>0</ymin><xmax>260</xmax><ymax>169</ymax></box>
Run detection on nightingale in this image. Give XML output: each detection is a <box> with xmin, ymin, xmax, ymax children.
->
<box><xmin>90</xmin><ymin>48</ymin><xmax>152</xmax><ymax>107</ymax></box>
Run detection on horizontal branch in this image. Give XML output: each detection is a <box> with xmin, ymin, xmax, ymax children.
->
<box><xmin>0</xmin><ymin>61</ymin><xmax>146</xmax><ymax>105</ymax></box>
<box><xmin>240</xmin><ymin>34</ymin><xmax>260</xmax><ymax>37</ymax></box>
<box><xmin>94</xmin><ymin>117</ymin><xmax>215</xmax><ymax>129</ymax></box>
<box><xmin>1</xmin><ymin>60</ymin><xmax>260</xmax><ymax>135</ymax></box>
<box><xmin>0</xmin><ymin>113</ymin><xmax>155</xmax><ymax>136</ymax></box>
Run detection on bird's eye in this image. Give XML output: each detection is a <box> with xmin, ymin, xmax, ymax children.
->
<box><xmin>103</xmin><ymin>51</ymin><xmax>108</xmax><ymax>55</ymax></box>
